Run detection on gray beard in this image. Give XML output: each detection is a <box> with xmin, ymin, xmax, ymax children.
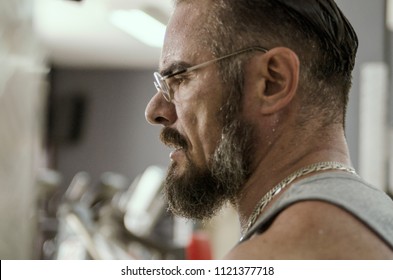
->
<box><xmin>164</xmin><ymin>118</ymin><xmax>256</xmax><ymax>221</ymax></box>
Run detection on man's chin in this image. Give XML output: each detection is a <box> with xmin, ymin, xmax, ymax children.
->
<box><xmin>162</xmin><ymin>117</ymin><xmax>254</xmax><ymax>220</ymax></box>
<box><xmin>167</xmin><ymin>159</ymin><xmax>188</xmax><ymax>180</ymax></box>
<box><xmin>164</xmin><ymin>162</ymin><xmax>224</xmax><ymax>220</ymax></box>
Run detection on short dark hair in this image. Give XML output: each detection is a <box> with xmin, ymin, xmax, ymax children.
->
<box><xmin>175</xmin><ymin>0</ymin><xmax>359</xmax><ymax>126</ymax></box>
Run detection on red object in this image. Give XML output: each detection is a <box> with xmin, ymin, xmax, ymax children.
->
<box><xmin>186</xmin><ymin>231</ymin><xmax>213</xmax><ymax>260</ymax></box>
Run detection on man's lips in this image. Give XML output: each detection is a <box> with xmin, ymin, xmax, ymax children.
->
<box><xmin>169</xmin><ymin>148</ymin><xmax>185</xmax><ymax>161</ymax></box>
<box><xmin>160</xmin><ymin>128</ymin><xmax>189</xmax><ymax>162</ymax></box>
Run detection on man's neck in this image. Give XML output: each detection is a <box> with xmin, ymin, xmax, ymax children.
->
<box><xmin>235</xmin><ymin>124</ymin><xmax>351</xmax><ymax>232</ymax></box>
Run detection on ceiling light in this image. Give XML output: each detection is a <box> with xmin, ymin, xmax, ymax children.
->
<box><xmin>110</xmin><ymin>9</ymin><xmax>166</xmax><ymax>48</ymax></box>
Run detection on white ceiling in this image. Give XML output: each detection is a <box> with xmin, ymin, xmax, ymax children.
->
<box><xmin>34</xmin><ymin>0</ymin><xmax>172</xmax><ymax>69</ymax></box>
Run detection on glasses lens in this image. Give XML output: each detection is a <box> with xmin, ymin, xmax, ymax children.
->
<box><xmin>154</xmin><ymin>72</ymin><xmax>171</xmax><ymax>102</ymax></box>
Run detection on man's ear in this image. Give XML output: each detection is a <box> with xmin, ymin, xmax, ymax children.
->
<box><xmin>257</xmin><ymin>47</ymin><xmax>300</xmax><ymax>115</ymax></box>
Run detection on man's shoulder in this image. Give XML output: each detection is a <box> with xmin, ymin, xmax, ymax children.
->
<box><xmin>225</xmin><ymin>200</ymin><xmax>393</xmax><ymax>259</ymax></box>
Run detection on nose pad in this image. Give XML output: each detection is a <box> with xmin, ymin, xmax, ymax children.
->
<box><xmin>145</xmin><ymin>91</ymin><xmax>177</xmax><ymax>126</ymax></box>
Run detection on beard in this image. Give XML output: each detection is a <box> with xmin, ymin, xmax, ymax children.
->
<box><xmin>160</xmin><ymin>117</ymin><xmax>256</xmax><ymax>221</ymax></box>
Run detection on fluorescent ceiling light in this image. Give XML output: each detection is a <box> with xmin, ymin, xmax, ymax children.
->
<box><xmin>110</xmin><ymin>9</ymin><xmax>166</xmax><ymax>48</ymax></box>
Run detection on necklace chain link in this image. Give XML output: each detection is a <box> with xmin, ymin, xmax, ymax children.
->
<box><xmin>241</xmin><ymin>161</ymin><xmax>357</xmax><ymax>239</ymax></box>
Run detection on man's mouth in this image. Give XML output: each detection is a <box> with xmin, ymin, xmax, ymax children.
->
<box><xmin>169</xmin><ymin>148</ymin><xmax>186</xmax><ymax>161</ymax></box>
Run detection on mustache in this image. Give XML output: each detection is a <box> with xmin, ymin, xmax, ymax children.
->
<box><xmin>160</xmin><ymin>127</ymin><xmax>188</xmax><ymax>150</ymax></box>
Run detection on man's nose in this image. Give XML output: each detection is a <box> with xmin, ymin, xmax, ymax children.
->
<box><xmin>145</xmin><ymin>92</ymin><xmax>177</xmax><ymax>126</ymax></box>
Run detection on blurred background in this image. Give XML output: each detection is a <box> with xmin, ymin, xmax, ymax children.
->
<box><xmin>0</xmin><ymin>0</ymin><xmax>392</xmax><ymax>260</ymax></box>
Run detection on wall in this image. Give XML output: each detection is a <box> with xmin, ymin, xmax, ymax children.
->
<box><xmin>51</xmin><ymin>68</ymin><xmax>171</xmax><ymax>187</ymax></box>
<box><xmin>337</xmin><ymin>0</ymin><xmax>387</xmax><ymax>173</ymax></box>
<box><xmin>0</xmin><ymin>0</ymin><xmax>47</xmax><ymax>259</ymax></box>
<box><xmin>388</xmin><ymin>0</ymin><xmax>393</xmax><ymax>194</ymax></box>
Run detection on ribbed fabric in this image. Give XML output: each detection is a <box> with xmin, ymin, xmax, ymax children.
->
<box><xmin>241</xmin><ymin>172</ymin><xmax>393</xmax><ymax>249</ymax></box>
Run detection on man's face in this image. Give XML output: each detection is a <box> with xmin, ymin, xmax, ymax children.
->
<box><xmin>145</xmin><ymin>1</ymin><xmax>255</xmax><ymax>220</ymax></box>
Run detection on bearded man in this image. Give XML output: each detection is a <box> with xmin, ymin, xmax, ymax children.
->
<box><xmin>145</xmin><ymin>0</ymin><xmax>393</xmax><ymax>259</ymax></box>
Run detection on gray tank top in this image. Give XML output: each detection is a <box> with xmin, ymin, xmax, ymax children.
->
<box><xmin>241</xmin><ymin>172</ymin><xmax>393</xmax><ymax>249</ymax></box>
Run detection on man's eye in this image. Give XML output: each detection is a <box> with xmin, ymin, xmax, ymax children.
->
<box><xmin>173</xmin><ymin>75</ymin><xmax>185</xmax><ymax>83</ymax></box>
<box><xmin>169</xmin><ymin>75</ymin><xmax>186</xmax><ymax>88</ymax></box>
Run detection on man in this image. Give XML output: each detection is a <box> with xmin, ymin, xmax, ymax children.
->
<box><xmin>145</xmin><ymin>0</ymin><xmax>393</xmax><ymax>259</ymax></box>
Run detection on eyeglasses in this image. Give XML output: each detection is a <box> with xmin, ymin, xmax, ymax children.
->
<box><xmin>153</xmin><ymin>46</ymin><xmax>268</xmax><ymax>102</ymax></box>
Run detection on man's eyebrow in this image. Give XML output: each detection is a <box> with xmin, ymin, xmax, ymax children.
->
<box><xmin>160</xmin><ymin>61</ymin><xmax>192</xmax><ymax>77</ymax></box>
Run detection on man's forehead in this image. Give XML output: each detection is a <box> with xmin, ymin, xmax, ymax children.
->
<box><xmin>158</xmin><ymin>42</ymin><xmax>196</xmax><ymax>75</ymax></box>
<box><xmin>158</xmin><ymin>2</ymin><xmax>210</xmax><ymax>73</ymax></box>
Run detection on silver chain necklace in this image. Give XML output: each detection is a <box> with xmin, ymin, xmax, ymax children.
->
<box><xmin>241</xmin><ymin>161</ymin><xmax>357</xmax><ymax>240</ymax></box>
